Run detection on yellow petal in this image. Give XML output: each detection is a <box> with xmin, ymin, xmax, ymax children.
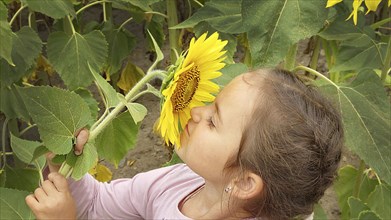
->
<box><xmin>365</xmin><ymin>0</ymin><xmax>382</xmax><ymax>13</ymax></box>
<box><xmin>326</xmin><ymin>0</ymin><xmax>343</xmax><ymax>8</ymax></box>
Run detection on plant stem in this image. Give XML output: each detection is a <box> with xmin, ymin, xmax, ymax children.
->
<box><xmin>381</xmin><ymin>36</ymin><xmax>391</xmax><ymax>82</ymax></box>
<box><xmin>284</xmin><ymin>43</ymin><xmax>298</xmax><ymax>71</ymax></box>
<box><xmin>118</xmin><ymin>17</ymin><xmax>133</xmax><ymax>30</ymax></box>
<box><xmin>89</xmin><ymin>70</ymin><xmax>166</xmax><ymax>140</ymax></box>
<box><xmin>66</xmin><ymin>15</ymin><xmax>76</xmax><ymax>35</ymax></box>
<box><xmin>294</xmin><ymin>65</ymin><xmax>337</xmax><ymax>87</ymax></box>
<box><xmin>144</xmin><ymin>11</ymin><xmax>168</xmax><ymax>18</ymax></box>
<box><xmin>76</xmin><ymin>0</ymin><xmax>107</xmax><ymax>15</ymax></box>
<box><xmin>34</xmin><ymin>160</ymin><xmax>44</xmax><ymax>185</ymax></box>
<box><xmin>352</xmin><ymin>160</ymin><xmax>366</xmax><ymax>198</ymax></box>
<box><xmin>310</xmin><ymin>36</ymin><xmax>321</xmax><ymax>71</ymax></box>
<box><xmin>1</xmin><ymin>119</ymin><xmax>9</xmax><ymax>170</ymax></box>
<box><xmin>166</xmin><ymin>0</ymin><xmax>180</xmax><ymax>63</ymax></box>
<box><xmin>9</xmin><ymin>4</ymin><xmax>27</xmax><ymax>26</ymax></box>
<box><xmin>28</xmin><ymin>11</ymin><xmax>37</xmax><ymax>31</ymax></box>
<box><xmin>19</xmin><ymin>124</ymin><xmax>37</xmax><ymax>136</ymax></box>
<box><xmin>0</xmin><ymin>152</ymin><xmax>13</xmax><ymax>156</ymax></box>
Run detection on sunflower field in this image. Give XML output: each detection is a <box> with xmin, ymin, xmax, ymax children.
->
<box><xmin>0</xmin><ymin>0</ymin><xmax>390</xmax><ymax>219</ymax></box>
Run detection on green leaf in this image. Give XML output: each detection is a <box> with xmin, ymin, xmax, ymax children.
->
<box><xmin>95</xmin><ymin>111</ymin><xmax>139</xmax><ymax>167</ymax></box>
<box><xmin>0</xmin><ymin>2</ymin><xmax>7</xmax><ymax>21</ymax></box>
<box><xmin>17</xmin><ymin>86</ymin><xmax>92</xmax><ymax>154</ymax></box>
<box><xmin>47</xmin><ymin>30</ymin><xmax>108</xmax><ymax>90</ymax></box>
<box><xmin>0</xmin><ymin>187</ymin><xmax>34</xmax><ymax>220</ymax></box>
<box><xmin>366</xmin><ymin>184</ymin><xmax>391</xmax><ymax>220</ymax></box>
<box><xmin>21</xmin><ymin>0</ymin><xmax>75</xmax><ymax>19</ymax></box>
<box><xmin>89</xmin><ymin>64</ymin><xmax>121</xmax><ymax>109</ymax></box>
<box><xmin>0</xmin><ymin>27</ymin><xmax>42</xmax><ymax>85</ymax></box>
<box><xmin>0</xmin><ymin>83</ymin><xmax>30</xmax><ymax>120</ymax></box>
<box><xmin>174</xmin><ymin>0</ymin><xmax>243</xmax><ymax>34</ymax></box>
<box><xmin>242</xmin><ymin>0</ymin><xmax>328</xmax><ymax>67</ymax></box>
<box><xmin>102</xmin><ymin>22</ymin><xmax>136</xmax><ymax>75</ymax></box>
<box><xmin>147</xmin><ymin>29</ymin><xmax>163</xmax><ymax>73</ymax></box>
<box><xmin>319</xmin><ymin>70</ymin><xmax>391</xmax><ymax>184</ymax></box>
<box><xmin>4</xmin><ymin>166</ymin><xmax>40</xmax><ymax>192</ymax></box>
<box><xmin>358</xmin><ymin>210</ymin><xmax>381</xmax><ymax>220</ymax></box>
<box><xmin>313</xmin><ymin>203</ymin><xmax>328</xmax><ymax>220</ymax></box>
<box><xmin>73</xmin><ymin>88</ymin><xmax>100</xmax><ymax>122</ymax></box>
<box><xmin>0</xmin><ymin>21</ymin><xmax>14</xmax><ymax>66</ymax></box>
<box><xmin>10</xmin><ymin>133</ymin><xmax>42</xmax><ymax>164</ymax></box>
<box><xmin>348</xmin><ymin>197</ymin><xmax>370</xmax><ymax>219</ymax></box>
<box><xmin>71</xmin><ymin>142</ymin><xmax>98</xmax><ymax>180</ymax></box>
<box><xmin>146</xmin><ymin>83</ymin><xmax>161</xmax><ymax>98</ymax></box>
<box><xmin>334</xmin><ymin>165</ymin><xmax>379</xmax><ymax>219</ymax></box>
<box><xmin>125</xmin><ymin>102</ymin><xmax>147</xmax><ymax>124</ymax></box>
<box><xmin>216</xmin><ymin>63</ymin><xmax>248</xmax><ymax>88</ymax></box>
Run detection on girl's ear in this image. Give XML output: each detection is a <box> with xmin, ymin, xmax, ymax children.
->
<box><xmin>231</xmin><ymin>173</ymin><xmax>264</xmax><ymax>200</ymax></box>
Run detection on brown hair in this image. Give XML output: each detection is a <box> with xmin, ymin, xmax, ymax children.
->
<box><xmin>226</xmin><ymin>68</ymin><xmax>343</xmax><ymax>219</ymax></box>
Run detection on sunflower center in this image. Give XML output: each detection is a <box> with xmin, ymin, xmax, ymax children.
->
<box><xmin>171</xmin><ymin>66</ymin><xmax>200</xmax><ymax>112</ymax></box>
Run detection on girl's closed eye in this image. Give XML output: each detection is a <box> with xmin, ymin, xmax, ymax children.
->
<box><xmin>207</xmin><ymin>117</ymin><xmax>215</xmax><ymax>128</ymax></box>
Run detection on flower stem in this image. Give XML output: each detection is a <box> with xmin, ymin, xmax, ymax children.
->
<box><xmin>166</xmin><ymin>0</ymin><xmax>180</xmax><ymax>63</ymax></box>
<box><xmin>89</xmin><ymin>70</ymin><xmax>166</xmax><ymax>141</ymax></box>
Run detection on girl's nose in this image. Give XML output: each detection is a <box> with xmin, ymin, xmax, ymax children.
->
<box><xmin>190</xmin><ymin>106</ymin><xmax>202</xmax><ymax>123</ymax></box>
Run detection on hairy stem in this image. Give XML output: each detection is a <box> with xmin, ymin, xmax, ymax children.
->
<box><xmin>284</xmin><ymin>43</ymin><xmax>298</xmax><ymax>71</ymax></box>
<box><xmin>294</xmin><ymin>65</ymin><xmax>337</xmax><ymax>87</ymax></box>
<box><xmin>89</xmin><ymin>70</ymin><xmax>166</xmax><ymax>140</ymax></box>
<box><xmin>166</xmin><ymin>0</ymin><xmax>180</xmax><ymax>63</ymax></box>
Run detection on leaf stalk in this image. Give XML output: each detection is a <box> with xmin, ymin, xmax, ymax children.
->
<box><xmin>89</xmin><ymin>70</ymin><xmax>166</xmax><ymax>141</ymax></box>
<box><xmin>9</xmin><ymin>4</ymin><xmax>27</xmax><ymax>26</ymax></box>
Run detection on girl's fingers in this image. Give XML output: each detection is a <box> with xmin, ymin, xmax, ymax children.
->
<box><xmin>33</xmin><ymin>187</ymin><xmax>47</xmax><ymax>201</ymax></box>
<box><xmin>48</xmin><ymin>172</ymin><xmax>69</xmax><ymax>192</ymax></box>
<box><xmin>74</xmin><ymin>128</ymin><xmax>89</xmax><ymax>155</ymax></box>
<box><xmin>41</xmin><ymin>180</ymin><xmax>58</xmax><ymax>196</ymax></box>
<box><xmin>25</xmin><ymin>194</ymin><xmax>39</xmax><ymax>207</ymax></box>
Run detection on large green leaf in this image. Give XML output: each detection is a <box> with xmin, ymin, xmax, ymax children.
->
<box><xmin>242</xmin><ymin>0</ymin><xmax>328</xmax><ymax>67</ymax></box>
<box><xmin>313</xmin><ymin>203</ymin><xmax>328</xmax><ymax>220</ymax></box>
<box><xmin>334</xmin><ymin>165</ymin><xmax>379</xmax><ymax>219</ymax></box>
<box><xmin>216</xmin><ymin>63</ymin><xmax>248</xmax><ymax>88</ymax></box>
<box><xmin>0</xmin><ymin>187</ymin><xmax>34</xmax><ymax>220</ymax></box>
<box><xmin>0</xmin><ymin>21</ymin><xmax>14</xmax><ymax>66</ymax></box>
<box><xmin>4</xmin><ymin>166</ymin><xmax>40</xmax><ymax>192</ymax></box>
<box><xmin>70</xmin><ymin>142</ymin><xmax>98</xmax><ymax>180</ymax></box>
<box><xmin>21</xmin><ymin>0</ymin><xmax>75</xmax><ymax>19</ymax></box>
<box><xmin>95</xmin><ymin>111</ymin><xmax>139</xmax><ymax>167</ymax></box>
<box><xmin>47</xmin><ymin>30</ymin><xmax>108</xmax><ymax>90</ymax></box>
<box><xmin>320</xmin><ymin>70</ymin><xmax>391</xmax><ymax>184</ymax></box>
<box><xmin>103</xmin><ymin>25</ymin><xmax>136</xmax><ymax>75</ymax></box>
<box><xmin>10</xmin><ymin>133</ymin><xmax>42</xmax><ymax>164</ymax></box>
<box><xmin>0</xmin><ymin>27</ymin><xmax>42</xmax><ymax>85</ymax></box>
<box><xmin>0</xmin><ymin>2</ymin><xmax>7</xmax><ymax>21</ymax></box>
<box><xmin>174</xmin><ymin>0</ymin><xmax>244</xmax><ymax>34</ymax></box>
<box><xmin>17</xmin><ymin>86</ymin><xmax>92</xmax><ymax>154</ymax></box>
<box><xmin>0</xmin><ymin>84</ymin><xmax>30</xmax><ymax>120</ymax></box>
<box><xmin>348</xmin><ymin>197</ymin><xmax>370</xmax><ymax>219</ymax></box>
<box><xmin>366</xmin><ymin>184</ymin><xmax>391</xmax><ymax>220</ymax></box>
<box><xmin>73</xmin><ymin>88</ymin><xmax>99</xmax><ymax>123</ymax></box>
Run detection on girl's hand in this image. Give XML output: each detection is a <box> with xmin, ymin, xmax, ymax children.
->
<box><xmin>25</xmin><ymin>172</ymin><xmax>77</xmax><ymax>219</ymax></box>
<box><xmin>46</xmin><ymin>128</ymin><xmax>89</xmax><ymax>172</ymax></box>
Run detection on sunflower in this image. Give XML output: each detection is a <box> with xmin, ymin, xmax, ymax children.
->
<box><xmin>156</xmin><ymin>32</ymin><xmax>227</xmax><ymax>148</ymax></box>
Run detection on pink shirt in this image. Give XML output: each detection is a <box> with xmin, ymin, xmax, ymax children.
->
<box><xmin>69</xmin><ymin>163</ymin><xmax>204</xmax><ymax>219</ymax></box>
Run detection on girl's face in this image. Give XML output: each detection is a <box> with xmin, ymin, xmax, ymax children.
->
<box><xmin>176</xmin><ymin>73</ymin><xmax>258</xmax><ymax>185</ymax></box>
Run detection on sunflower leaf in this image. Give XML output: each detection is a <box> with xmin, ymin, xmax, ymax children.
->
<box><xmin>47</xmin><ymin>31</ymin><xmax>108</xmax><ymax>90</ymax></box>
<box><xmin>366</xmin><ymin>184</ymin><xmax>391</xmax><ymax>219</ymax></box>
<box><xmin>0</xmin><ymin>21</ymin><xmax>14</xmax><ymax>66</ymax></box>
<box><xmin>17</xmin><ymin>86</ymin><xmax>92</xmax><ymax>155</ymax></box>
<box><xmin>71</xmin><ymin>142</ymin><xmax>98</xmax><ymax>180</ymax></box>
<box><xmin>10</xmin><ymin>134</ymin><xmax>43</xmax><ymax>164</ymax></box>
<box><xmin>319</xmin><ymin>70</ymin><xmax>391</xmax><ymax>184</ymax></box>
<box><xmin>242</xmin><ymin>0</ymin><xmax>328</xmax><ymax>67</ymax></box>
<box><xmin>0</xmin><ymin>187</ymin><xmax>34</xmax><ymax>219</ymax></box>
<box><xmin>147</xmin><ymin>29</ymin><xmax>163</xmax><ymax>73</ymax></box>
<box><xmin>95</xmin><ymin>111</ymin><xmax>139</xmax><ymax>167</ymax></box>
<box><xmin>173</xmin><ymin>0</ymin><xmax>244</xmax><ymax>34</ymax></box>
<box><xmin>21</xmin><ymin>0</ymin><xmax>75</xmax><ymax>19</ymax></box>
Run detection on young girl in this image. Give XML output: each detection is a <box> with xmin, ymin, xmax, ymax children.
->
<box><xmin>26</xmin><ymin>68</ymin><xmax>343</xmax><ymax>220</ymax></box>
